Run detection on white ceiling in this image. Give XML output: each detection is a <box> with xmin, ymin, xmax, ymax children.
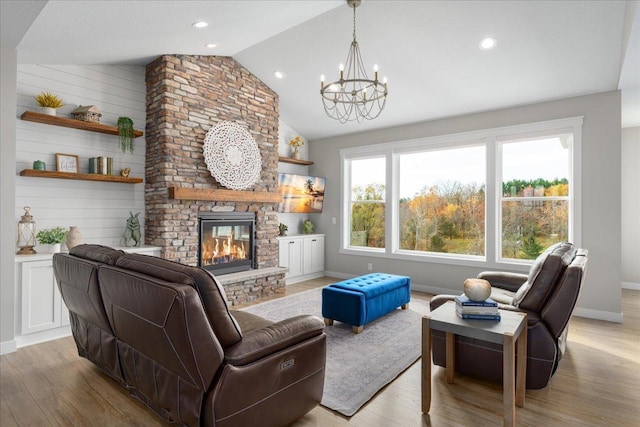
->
<box><xmin>1</xmin><ymin>0</ymin><xmax>638</xmax><ymax>140</ymax></box>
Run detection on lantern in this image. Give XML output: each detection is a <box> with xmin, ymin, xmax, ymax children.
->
<box><xmin>16</xmin><ymin>206</ymin><xmax>37</xmax><ymax>255</ymax></box>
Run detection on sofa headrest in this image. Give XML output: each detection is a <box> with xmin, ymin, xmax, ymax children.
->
<box><xmin>520</xmin><ymin>242</ymin><xmax>577</xmax><ymax>312</ymax></box>
<box><xmin>114</xmin><ymin>254</ymin><xmax>243</xmax><ymax>348</ymax></box>
<box><xmin>69</xmin><ymin>244</ymin><xmax>124</xmax><ymax>265</ymax></box>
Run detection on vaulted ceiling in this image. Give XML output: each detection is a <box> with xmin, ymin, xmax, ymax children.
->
<box><xmin>1</xmin><ymin>1</ymin><xmax>638</xmax><ymax>140</ymax></box>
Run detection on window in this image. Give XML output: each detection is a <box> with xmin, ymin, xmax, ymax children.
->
<box><xmin>499</xmin><ymin>134</ymin><xmax>571</xmax><ymax>260</ymax></box>
<box><xmin>397</xmin><ymin>145</ymin><xmax>485</xmax><ymax>256</ymax></box>
<box><xmin>340</xmin><ymin>117</ymin><xmax>582</xmax><ymax>267</ymax></box>
<box><xmin>347</xmin><ymin>156</ymin><xmax>385</xmax><ymax>249</ymax></box>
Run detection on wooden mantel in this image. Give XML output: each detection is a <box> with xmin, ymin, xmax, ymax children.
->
<box><xmin>168</xmin><ymin>187</ymin><xmax>282</xmax><ymax>203</ymax></box>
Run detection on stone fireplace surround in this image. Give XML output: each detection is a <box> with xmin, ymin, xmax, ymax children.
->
<box><xmin>145</xmin><ymin>55</ymin><xmax>286</xmax><ymax>305</ymax></box>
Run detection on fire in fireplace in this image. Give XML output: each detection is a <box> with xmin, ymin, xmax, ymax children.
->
<box><xmin>198</xmin><ymin>213</ymin><xmax>255</xmax><ymax>275</ymax></box>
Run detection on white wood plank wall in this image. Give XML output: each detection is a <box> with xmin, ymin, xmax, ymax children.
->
<box><xmin>15</xmin><ymin>65</ymin><xmax>146</xmax><ymax>250</ymax></box>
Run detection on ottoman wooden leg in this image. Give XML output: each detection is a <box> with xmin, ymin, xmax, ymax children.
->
<box><xmin>401</xmin><ymin>303</ymin><xmax>409</xmax><ymax>309</ymax></box>
<box><xmin>352</xmin><ymin>325</ymin><xmax>364</xmax><ymax>334</ymax></box>
<box><xmin>324</xmin><ymin>318</ymin><xmax>334</xmax><ymax>326</ymax></box>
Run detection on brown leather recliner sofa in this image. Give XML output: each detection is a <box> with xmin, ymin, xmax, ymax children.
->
<box><xmin>430</xmin><ymin>242</ymin><xmax>588</xmax><ymax>389</ymax></box>
<box><xmin>52</xmin><ymin>244</ymin><xmax>326</xmax><ymax>427</ymax></box>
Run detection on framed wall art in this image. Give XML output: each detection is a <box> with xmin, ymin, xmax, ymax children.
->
<box><xmin>56</xmin><ymin>153</ymin><xmax>79</xmax><ymax>173</ymax></box>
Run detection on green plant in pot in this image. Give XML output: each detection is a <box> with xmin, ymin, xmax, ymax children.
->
<box><xmin>279</xmin><ymin>223</ymin><xmax>288</xmax><ymax>236</ymax></box>
<box><xmin>35</xmin><ymin>91</ymin><xmax>64</xmax><ymax>116</ymax></box>
<box><xmin>36</xmin><ymin>226</ymin><xmax>67</xmax><ymax>253</ymax></box>
<box><xmin>117</xmin><ymin>116</ymin><xmax>135</xmax><ymax>153</ymax></box>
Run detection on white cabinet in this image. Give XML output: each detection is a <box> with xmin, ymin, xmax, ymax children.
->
<box><xmin>14</xmin><ymin>245</ymin><xmax>161</xmax><ymax>348</ymax></box>
<box><xmin>303</xmin><ymin>236</ymin><xmax>325</xmax><ymax>275</ymax></box>
<box><xmin>20</xmin><ymin>260</ymin><xmax>68</xmax><ymax>335</ymax></box>
<box><xmin>278</xmin><ymin>234</ymin><xmax>325</xmax><ymax>284</ymax></box>
<box><xmin>279</xmin><ymin>237</ymin><xmax>303</xmax><ymax>278</ymax></box>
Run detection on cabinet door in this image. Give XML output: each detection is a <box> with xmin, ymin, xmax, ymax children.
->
<box><xmin>279</xmin><ymin>238</ymin><xmax>303</xmax><ymax>278</ymax></box>
<box><xmin>21</xmin><ymin>260</ymin><xmax>61</xmax><ymax>334</ymax></box>
<box><xmin>303</xmin><ymin>236</ymin><xmax>325</xmax><ymax>274</ymax></box>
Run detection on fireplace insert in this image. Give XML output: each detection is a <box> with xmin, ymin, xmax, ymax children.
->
<box><xmin>198</xmin><ymin>213</ymin><xmax>255</xmax><ymax>275</ymax></box>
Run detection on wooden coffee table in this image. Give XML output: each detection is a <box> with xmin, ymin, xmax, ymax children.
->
<box><xmin>421</xmin><ymin>301</ymin><xmax>527</xmax><ymax>427</ymax></box>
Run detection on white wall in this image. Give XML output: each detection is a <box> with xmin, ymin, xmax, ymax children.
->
<box><xmin>311</xmin><ymin>90</ymin><xmax>622</xmax><ymax>322</ymax></box>
<box><xmin>1</xmin><ymin>46</ymin><xmax>18</xmax><ymax>354</ymax></box>
<box><xmin>15</xmin><ymin>65</ymin><xmax>146</xmax><ymax>250</ymax></box>
<box><xmin>277</xmin><ymin>119</ymin><xmax>314</xmax><ymax>235</ymax></box>
<box><xmin>622</xmin><ymin>126</ymin><xmax>640</xmax><ymax>289</ymax></box>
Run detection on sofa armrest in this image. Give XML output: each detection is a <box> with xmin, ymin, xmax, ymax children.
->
<box><xmin>477</xmin><ymin>271</ymin><xmax>528</xmax><ymax>292</ymax></box>
<box><xmin>224</xmin><ymin>315</ymin><xmax>325</xmax><ymax>366</ymax></box>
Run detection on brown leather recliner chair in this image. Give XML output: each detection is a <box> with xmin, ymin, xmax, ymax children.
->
<box><xmin>53</xmin><ymin>245</ymin><xmax>326</xmax><ymax>427</ymax></box>
<box><xmin>429</xmin><ymin>242</ymin><xmax>588</xmax><ymax>389</ymax></box>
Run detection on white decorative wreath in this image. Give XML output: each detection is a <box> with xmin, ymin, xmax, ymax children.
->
<box><xmin>203</xmin><ymin>121</ymin><xmax>262</xmax><ymax>190</ymax></box>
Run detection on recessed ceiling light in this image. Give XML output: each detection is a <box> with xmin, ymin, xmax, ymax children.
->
<box><xmin>479</xmin><ymin>37</ymin><xmax>497</xmax><ymax>50</ymax></box>
<box><xmin>192</xmin><ymin>21</ymin><xmax>208</xmax><ymax>28</ymax></box>
<box><xmin>273</xmin><ymin>70</ymin><xmax>286</xmax><ymax>79</ymax></box>
<box><xmin>205</xmin><ymin>43</ymin><xmax>217</xmax><ymax>49</ymax></box>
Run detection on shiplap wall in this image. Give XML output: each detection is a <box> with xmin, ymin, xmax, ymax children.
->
<box><xmin>15</xmin><ymin>65</ymin><xmax>146</xmax><ymax>250</ymax></box>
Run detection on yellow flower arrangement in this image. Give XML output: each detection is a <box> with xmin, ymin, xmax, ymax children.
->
<box><xmin>288</xmin><ymin>136</ymin><xmax>304</xmax><ymax>149</ymax></box>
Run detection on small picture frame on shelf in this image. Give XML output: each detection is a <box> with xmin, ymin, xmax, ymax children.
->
<box><xmin>56</xmin><ymin>153</ymin><xmax>79</xmax><ymax>173</ymax></box>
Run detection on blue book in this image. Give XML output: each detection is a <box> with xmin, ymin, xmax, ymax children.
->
<box><xmin>459</xmin><ymin>313</ymin><xmax>501</xmax><ymax>321</ymax></box>
<box><xmin>455</xmin><ymin>294</ymin><xmax>498</xmax><ymax>307</ymax></box>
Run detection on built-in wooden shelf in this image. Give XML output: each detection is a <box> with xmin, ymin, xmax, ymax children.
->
<box><xmin>169</xmin><ymin>187</ymin><xmax>281</xmax><ymax>203</ymax></box>
<box><xmin>20</xmin><ymin>169</ymin><xmax>143</xmax><ymax>184</ymax></box>
<box><xmin>21</xmin><ymin>111</ymin><xmax>144</xmax><ymax>138</ymax></box>
<box><xmin>278</xmin><ymin>156</ymin><xmax>314</xmax><ymax>166</ymax></box>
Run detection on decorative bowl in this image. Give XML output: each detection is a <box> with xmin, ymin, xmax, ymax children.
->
<box><xmin>463</xmin><ymin>278</ymin><xmax>492</xmax><ymax>301</ymax></box>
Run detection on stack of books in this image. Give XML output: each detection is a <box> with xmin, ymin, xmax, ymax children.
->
<box><xmin>88</xmin><ymin>157</ymin><xmax>114</xmax><ymax>175</ymax></box>
<box><xmin>455</xmin><ymin>295</ymin><xmax>501</xmax><ymax>320</ymax></box>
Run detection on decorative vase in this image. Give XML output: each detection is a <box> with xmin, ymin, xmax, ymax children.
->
<box><xmin>292</xmin><ymin>148</ymin><xmax>301</xmax><ymax>160</ymax></box>
<box><xmin>301</xmin><ymin>219</ymin><xmax>314</xmax><ymax>234</ymax></box>
<box><xmin>49</xmin><ymin>243</ymin><xmax>61</xmax><ymax>254</ymax></box>
<box><xmin>463</xmin><ymin>278</ymin><xmax>492</xmax><ymax>301</ymax></box>
<box><xmin>66</xmin><ymin>226</ymin><xmax>82</xmax><ymax>250</ymax></box>
<box><xmin>41</xmin><ymin>107</ymin><xmax>56</xmax><ymax>116</ymax></box>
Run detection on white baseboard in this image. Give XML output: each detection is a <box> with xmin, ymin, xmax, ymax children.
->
<box><xmin>285</xmin><ymin>271</ymin><xmax>325</xmax><ymax>285</ymax></box>
<box><xmin>1</xmin><ymin>340</ymin><xmax>17</xmax><ymax>355</ymax></box>
<box><xmin>572</xmin><ymin>307</ymin><xmax>623</xmax><ymax>323</ymax></box>
<box><xmin>622</xmin><ymin>281</ymin><xmax>640</xmax><ymax>290</ymax></box>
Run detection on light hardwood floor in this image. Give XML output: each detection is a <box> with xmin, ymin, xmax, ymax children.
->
<box><xmin>2</xmin><ymin>280</ymin><xmax>638</xmax><ymax>427</ymax></box>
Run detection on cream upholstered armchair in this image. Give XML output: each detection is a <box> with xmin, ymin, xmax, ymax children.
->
<box><xmin>429</xmin><ymin>242</ymin><xmax>588</xmax><ymax>389</ymax></box>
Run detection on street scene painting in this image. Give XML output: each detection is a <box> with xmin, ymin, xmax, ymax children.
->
<box><xmin>278</xmin><ymin>173</ymin><xmax>326</xmax><ymax>213</ymax></box>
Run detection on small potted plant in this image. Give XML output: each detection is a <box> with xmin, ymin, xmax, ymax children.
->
<box><xmin>36</xmin><ymin>226</ymin><xmax>68</xmax><ymax>253</ymax></box>
<box><xmin>278</xmin><ymin>223</ymin><xmax>288</xmax><ymax>236</ymax></box>
<box><xmin>35</xmin><ymin>91</ymin><xmax>64</xmax><ymax>116</ymax></box>
<box><xmin>288</xmin><ymin>136</ymin><xmax>304</xmax><ymax>160</ymax></box>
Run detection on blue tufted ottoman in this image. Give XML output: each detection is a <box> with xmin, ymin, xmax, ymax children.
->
<box><xmin>322</xmin><ymin>273</ymin><xmax>411</xmax><ymax>333</ymax></box>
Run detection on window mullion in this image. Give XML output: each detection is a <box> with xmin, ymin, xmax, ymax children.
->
<box><xmin>484</xmin><ymin>136</ymin><xmax>496</xmax><ymax>264</ymax></box>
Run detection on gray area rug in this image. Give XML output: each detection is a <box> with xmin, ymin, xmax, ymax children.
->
<box><xmin>240</xmin><ymin>287</ymin><xmax>430</xmax><ymax>416</ymax></box>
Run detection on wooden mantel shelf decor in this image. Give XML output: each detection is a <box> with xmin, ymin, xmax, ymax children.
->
<box><xmin>169</xmin><ymin>187</ymin><xmax>282</xmax><ymax>203</ymax></box>
<box><xmin>21</xmin><ymin>111</ymin><xmax>144</xmax><ymax>138</ymax></box>
<box><xmin>20</xmin><ymin>169</ymin><xmax>143</xmax><ymax>184</ymax></box>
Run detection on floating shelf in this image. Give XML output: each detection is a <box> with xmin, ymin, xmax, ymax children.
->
<box><xmin>21</xmin><ymin>111</ymin><xmax>144</xmax><ymax>138</ymax></box>
<box><xmin>20</xmin><ymin>169</ymin><xmax>143</xmax><ymax>184</ymax></box>
<box><xmin>278</xmin><ymin>156</ymin><xmax>314</xmax><ymax>166</ymax></box>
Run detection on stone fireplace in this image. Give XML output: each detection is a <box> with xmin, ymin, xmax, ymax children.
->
<box><xmin>144</xmin><ymin>54</ymin><xmax>285</xmax><ymax>305</ymax></box>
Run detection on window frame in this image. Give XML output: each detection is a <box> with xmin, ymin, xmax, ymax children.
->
<box><xmin>339</xmin><ymin>117</ymin><xmax>583</xmax><ymax>270</ymax></box>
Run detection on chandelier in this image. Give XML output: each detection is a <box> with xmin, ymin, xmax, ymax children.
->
<box><xmin>320</xmin><ymin>0</ymin><xmax>388</xmax><ymax>123</ymax></box>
